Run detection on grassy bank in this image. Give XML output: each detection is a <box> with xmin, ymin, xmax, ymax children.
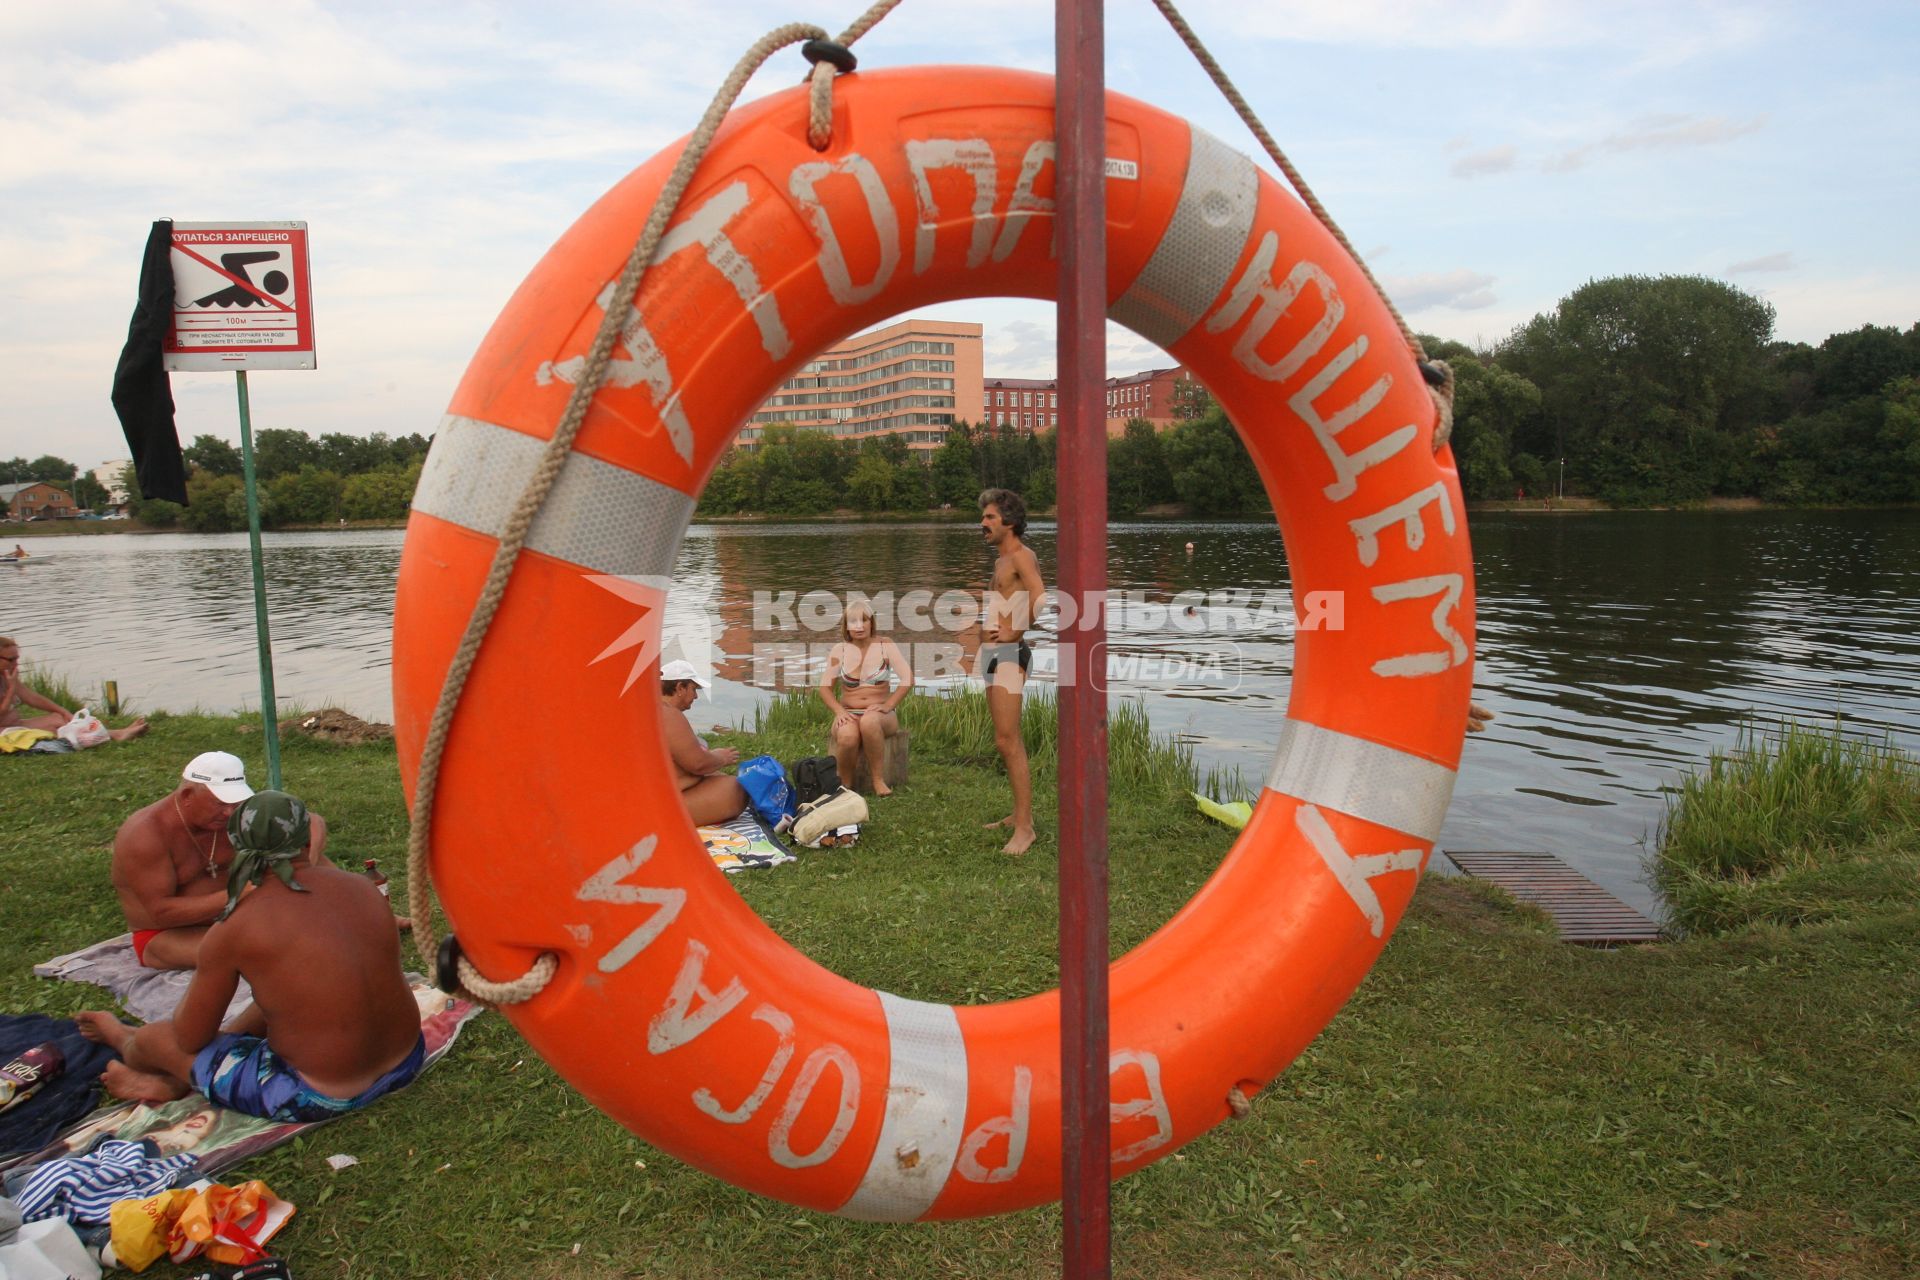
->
<box><xmin>1654</xmin><ymin>719</ymin><xmax>1920</xmax><ymax>935</ymax></box>
<box><xmin>3</xmin><ymin>697</ymin><xmax>1916</xmax><ymax>1278</ymax></box>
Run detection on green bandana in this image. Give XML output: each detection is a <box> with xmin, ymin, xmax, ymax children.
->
<box><xmin>219</xmin><ymin>790</ymin><xmax>312</xmax><ymax>920</ymax></box>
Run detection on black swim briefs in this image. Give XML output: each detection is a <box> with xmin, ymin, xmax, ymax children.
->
<box><xmin>982</xmin><ymin>640</ymin><xmax>1032</xmax><ymax>677</ymax></box>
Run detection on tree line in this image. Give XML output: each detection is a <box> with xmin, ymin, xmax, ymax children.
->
<box><xmin>1445</xmin><ymin>275</ymin><xmax>1919</xmax><ymax>505</ymax></box>
<box><xmin>699</xmin><ymin>409</ymin><xmax>1269</xmax><ymax>519</ymax></box>
<box><xmin>705</xmin><ymin>275</ymin><xmax>1920</xmax><ymax>516</ymax></box>
<box><xmin>124</xmin><ymin>429</ymin><xmax>431</xmax><ymax>530</ymax></box>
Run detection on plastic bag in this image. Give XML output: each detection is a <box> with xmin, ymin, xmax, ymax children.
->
<box><xmin>735</xmin><ymin>754</ymin><xmax>796</xmax><ymax>826</ymax></box>
<box><xmin>0</xmin><ymin>1218</ymin><xmax>102</xmax><ymax>1280</ymax></box>
<box><xmin>166</xmin><ymin>1180</ymin><xmax>296</xmax><ymax>1267</ymax></box>
<box><xmin>55</xmin><ymin>707</ymin><xmax>110</xmax><ymax>750</ymax></box>
<box><xmin>108</xmin><ymin>1187</ymin><xmax>196</xmax><ymax>1273</ymax></box>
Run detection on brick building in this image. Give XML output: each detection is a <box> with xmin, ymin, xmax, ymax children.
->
<box><xmin>1104</xmin><ymin>366</ymin><xmax>1206</xmax><ymax>435</ymax></box>
<box><xmin>2</xmin><ymin>481</ymin><xmax>78</xmax><ymax>521</ymax></box>
<box><xmin>738</xmin><ymin>318</ymin><xmax>983</xmax><ymax>455</ymax></box>
<box><xmin>978</xmin><ymin>365</ymin><xmax>1208</xmax><ymax>436</ymax></box>
<box><xmin>982</xmin><ymin>377</ymin><xmax>1060</xmax><ymax>432</ymax></box>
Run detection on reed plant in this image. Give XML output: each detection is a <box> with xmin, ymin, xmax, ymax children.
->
<box><xmin>15</xmin><ymin>662</ymin><xmax>90</xmax><ymax>715</ymax></box>
<box><xmin>1653</xmin><ymin>718</ymin><xmax>1920</xmax><ymax>934</ymax></box>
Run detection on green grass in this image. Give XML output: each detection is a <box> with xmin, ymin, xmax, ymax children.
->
<box><xmin>3</xmin><ymin>705</ymin><xmax>1918</xmax><ymax>1278</ymax></box>
<box><xmin>1653</xmin><ymin>719</ymin><xmax>1920</xmax><ymax>935</ymax></box>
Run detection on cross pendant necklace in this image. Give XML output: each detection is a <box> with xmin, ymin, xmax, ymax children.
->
<box><xmin>173</xmin><ymin>795</ymin><xmax>220</xmax><ymax>880</ymax></box>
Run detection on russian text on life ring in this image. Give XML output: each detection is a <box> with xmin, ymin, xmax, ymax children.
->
<box><xmin>394</xmin><ymin>66</ymin><xmax>1474</xmax><ymax>1221</ymax></box>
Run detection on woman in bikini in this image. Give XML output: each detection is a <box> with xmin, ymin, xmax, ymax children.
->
<box><xmin>818</xmin><ymin>601</ymin><xmax>912</xmax><ymax>795</ymax></box>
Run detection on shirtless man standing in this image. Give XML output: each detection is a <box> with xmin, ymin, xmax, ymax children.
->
<box><xmin>978</xmin><ymin>488</ymin><xmax>1046</xmax><ymax>855</ymax></box>
<box><xmin>659</xmin><ymin>659</ymin><xmax>748</xmax><ymax>825</ymax></box>
<box><xmin>78</xmin><ymin>790</ymin><xmax>425</xmax><ymax>1120</ymax></box>
<box><xmin>113</xmin><ymin>751</ymin><xmax>329</xmax><ymax>970</ymax></box>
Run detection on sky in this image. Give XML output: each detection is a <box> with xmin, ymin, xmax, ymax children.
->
<box><xmin>3</xmin><ymin>0</ymin><xmax>1916</xmax><ymax>467</ymax></box>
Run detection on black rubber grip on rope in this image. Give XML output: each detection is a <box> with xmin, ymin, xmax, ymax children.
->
<box><xmin>435</xmin><ymin>934</ymin><xmax>465</xmax><ymax>994</ymax></box>
<box><xmin>1418</xmin><ymin>360</ymin><xmax>1448</xmax><ymax>388</ymax></box>
<box><xmin>802</xmin><ymin>39</ymin><xmax>857</xmax><ymax>74</ymax></box>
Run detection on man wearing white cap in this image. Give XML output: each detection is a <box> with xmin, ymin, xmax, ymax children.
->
<box><xmin>110</xmin><ymin>751</ymin><xmax>330</xmax><ymax>970</ymax></box>
<box><xmin>659</xmin><ymin>660</ymin><xmax>747</xmax><ymax>825</ymax></box>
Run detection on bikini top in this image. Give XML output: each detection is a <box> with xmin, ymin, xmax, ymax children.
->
<box><xmin>837</xmin><ymin>647</ymin><xmax>892</xmax><ymax>689</ymax></box>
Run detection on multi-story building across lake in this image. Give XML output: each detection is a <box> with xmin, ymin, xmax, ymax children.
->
<box><xmin>738</xmin><ymin>318</ymin><xmax>982</xmax><ymax>455</ymax></box>
<box><xmin>738</xmin><ymin>316</ymin><xmax>1208</xmax><ymax>453</ymax></box>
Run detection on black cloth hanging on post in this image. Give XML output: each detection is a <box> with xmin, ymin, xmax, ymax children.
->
<box><xmin>110</xmin><ymin>220</ymin><xmax>188</xmax><ymax>505</ymax></box>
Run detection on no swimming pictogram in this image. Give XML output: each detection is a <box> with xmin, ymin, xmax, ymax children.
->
<box><xmin>164</xmin><ymin>221</ymin><xmax>317</xmax><ymax>371</ymax></box>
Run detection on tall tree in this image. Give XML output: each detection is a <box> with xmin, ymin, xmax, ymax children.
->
<box><xmin>1498</xmin><ymin>274</ymin><xmax>1775</xmax><ymax>503</ymax></box>
<box><xmin>250</xmin><ymin>428</ymin><xmax>321</xmax><ymax>479</ymax></box>
<box><xmin>184</xmin><ymin>434</ymin><xmax>243</xmax><ymax>476</ymax></box>
<box><xmin>25</xmin><ymin>456</ymin><xmax>78</xmax><ymax>485</ymax></box>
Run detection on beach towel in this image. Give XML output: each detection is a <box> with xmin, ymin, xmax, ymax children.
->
<box><xmin>35</xmin><ymin>936</ymin><xmax>253</xmax><ymax>1027</ymax></box>
<box><xmin>698</xmin><ymin>811</ymin><xmax>795</xmax><ymax>873</ymax></box>
<box><xmin>0</xmin><ymin>981</ymin><xmax>480</xmax><ymax>1182</ymax></box>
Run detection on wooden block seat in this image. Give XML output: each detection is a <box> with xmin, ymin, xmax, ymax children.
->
<box><xmin>850</xmin><ymin>728</ymin><xmax>910</xmax><ymax>795</ymax></box>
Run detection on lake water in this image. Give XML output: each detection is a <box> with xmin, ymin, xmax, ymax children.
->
<box><xmin>10</xmin><ymin>509</ymin><xmax>1920</xmax><ymax>915</ymax></box>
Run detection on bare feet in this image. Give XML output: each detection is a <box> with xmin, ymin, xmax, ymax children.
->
<box><xmin>396</xmin><ymin>916</ymin><xmax>415</xmax><ymax>933</ymax></box>
<box><xmin>984</xmin><ymin>815</ymin><xmax>1015</xmax><ymax>830</ymax></box>
<box><xmin>872</xmin><ymin>780</ymin><xmax>893</xmax><ymax>797</ymax></box>
<box><xmin>75</xmin><ymin>1010</ymin><xmax>136</xmax><ymax>1054</ymax></box>
<box><xmin>102</xmin><ymin>1059</ymin><xmax>189</xmax><ymax>1105</ymax></box>
<box><xmin>109</xmin><ymin>717</ymin><xmax>150</xmax><ymax>743</ymax></box>
<box><xmin>1000</xmin><ymin>827</ymin><xmax>1038</xmax><ymax>856</ymax></box>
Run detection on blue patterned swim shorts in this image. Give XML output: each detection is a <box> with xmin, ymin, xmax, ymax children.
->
<box><xmin>190</xmin><ymin>1033</ymin><xmax>426</xmax><ymax>1123</ymax></box>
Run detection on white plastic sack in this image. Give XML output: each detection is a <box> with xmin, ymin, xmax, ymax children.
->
<box><xmin>54</xmin><ymin>708</ymin><xmax>109</xmax><ymax>750</ymax></box>
<box><xmin>0</xmin><ymin>1217</ymin><xmax>103</xmax><ymax>1280</ymax></box>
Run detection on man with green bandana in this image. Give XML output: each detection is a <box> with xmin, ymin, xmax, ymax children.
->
<box><xmin>76</xmin><ymin>791</ymin><xmax>426</xmax><ymax>1120</ymax></box>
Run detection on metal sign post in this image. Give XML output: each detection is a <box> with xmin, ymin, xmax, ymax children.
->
<box><xmin>1056</xmin><ymin>1</ymin><xmax>1113</xmax><ymax>1275</ymax></box>
<box><xmin>233</xmin><ymin>370</ymin><xmax>283</xmax><ymax>789</ymax></box>
<box><xmin>162</xmin><ymin>221</ymin><xmax>317</xmax><ymax>790</ymax></box>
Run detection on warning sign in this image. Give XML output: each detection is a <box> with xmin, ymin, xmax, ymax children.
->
<box><xmin>164</xmin><ymin>222</ymin><xmax>316</xmax><ymax>372</ymax></box>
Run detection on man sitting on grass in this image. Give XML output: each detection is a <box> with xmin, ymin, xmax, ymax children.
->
<box><xmin>78</xmin><ymin>790</ymin><xmax>426</xmax><ymax>1121</ymax></box>
<box><xmin>114</xmin><ymin>751</ymin><xmax>331</xmax><ymax>970</ymax></box>
<box><xmin>660</xmin><ymin>659</ymin><xmax>748</xmax><ymax>825</ymax></box>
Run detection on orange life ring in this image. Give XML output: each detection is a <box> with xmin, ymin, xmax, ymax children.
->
<box><xmin>394</xmin><ymin>65</ymin><xmax>1474</xmax><ymax>1220</ymax></box>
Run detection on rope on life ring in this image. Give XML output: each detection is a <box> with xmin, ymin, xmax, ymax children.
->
<box><xmin>403</xmin><ymin>0</ymin><xmax>904</xmax><ymax>1007</ymax></box>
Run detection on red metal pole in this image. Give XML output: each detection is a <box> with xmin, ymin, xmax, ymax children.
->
<box><xmin>1055</xmin><ymin>1</ymin><xmax>1111</xmax><ymax>1276</ymax></box>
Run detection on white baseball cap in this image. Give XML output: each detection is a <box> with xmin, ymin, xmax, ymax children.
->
<box><xmin>182</xmin><ymin>750</ymin><xmax>254</xmax><ymax>803</ymax></box>
<box><xmin>660</xmin><ymin>659</ymin><xmax>710</xmax><ymax>688</ymax></box>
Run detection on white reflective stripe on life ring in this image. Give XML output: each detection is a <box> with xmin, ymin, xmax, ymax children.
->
<box><xmin>411</xmin><ymin>414</ymin><xmax>695</xmax><ymax>577</ymax></box>
<box><xmin>837</xmin><ymin>992</ymin><xmax>970</xmax><ymax>1222</ymax></box>
<box><xmin>1265</xmin><ymin>718</ymin><xmax>1457</xmax><ymax>844</ymax></box>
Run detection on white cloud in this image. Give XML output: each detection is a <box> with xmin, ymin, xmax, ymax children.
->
<box><xmin>1383</xmin><ymin>270</ymin><xmax>1499</xmax><ymax>312</ymax></box>
<box><xmin>1544</xmin><ymin>113</ymin><xmax>1767</xmax><ymax>171</ymax></box>
<box><xmin>1451</xmin><ymin>145</ymin><xmax>1517</xmax><ymax>179</ymax></box>
<box><xmin>1726</xmin><ymin>251</ymin><xmax>1796</xmax><ymax>275</ymax></box>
